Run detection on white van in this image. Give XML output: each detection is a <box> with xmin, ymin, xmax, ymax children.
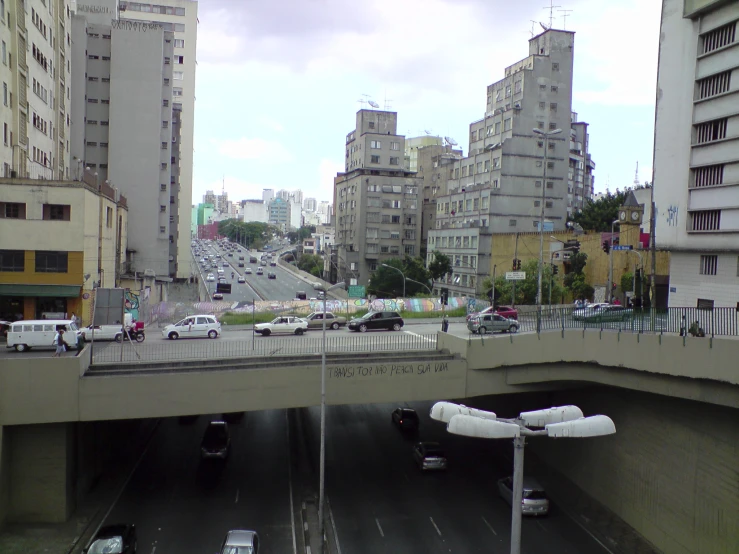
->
<box><xmin>6</xmin><ymin>319</ymin><xmax>82</xmax><ymax>352</ymax></box>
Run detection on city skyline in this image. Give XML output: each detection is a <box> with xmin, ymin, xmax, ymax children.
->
<box><xmin>192</xmin><ymin>0</ymin><xmax>661</xmax><ymax>206</ymax></box>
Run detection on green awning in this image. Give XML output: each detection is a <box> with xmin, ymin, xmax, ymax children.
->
<box><xmin>0</xmin><ymin>284</ymin><xmax>81</xmax><ymax>298</ymax></box>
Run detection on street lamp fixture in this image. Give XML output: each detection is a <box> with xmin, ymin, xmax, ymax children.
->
<box><xmin>381</xmin><ymin>263</ymin><xmax>406</xmax><ymax>298</ymax></box>
<box><xmin>312</xmin><ymin>280</ymin><xmax>346</xmax><ymax>554</ymax></box>
<box><xmin>431</xmin><ymin>401</ymin><xmax>615</xmax><ymax>554</ymax></box>
<box><xmin>532</xmin><ymin>128</ymin><xmax>562</xmax><ymax>333</ymax></box>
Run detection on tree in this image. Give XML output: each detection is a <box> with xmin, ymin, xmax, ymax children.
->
<box><xmin>297</xmin><ymin>253</ymin><xmax>324</xmax><ymax>277</ymax></box>
<box><xmin>569</xmin><ymin>191</ymin><xmax>627</xmax><ymax>232</ymax></box>
<box><xmin>428</xmin><ymin>251</ymin><xmax>452</xmax><ymax>282</ymax></box>
<box><xmin>486</xmin><ymin>259</ymin><xmax>561</xmax><ymax>305</ymax></box>
<box><xmin>563</xmin><ymin>252</ymin><xmax>592</xmax><ymax>301</ymax></box>
<box><xmin>367</xmin><ymin>256</ymin><xmax>432</xmax><ymax>298</ymax></box>
<box><xmin>218</xmin><ymin>220</ymin><xmax>277</xmax><ymax>250</ymax></box>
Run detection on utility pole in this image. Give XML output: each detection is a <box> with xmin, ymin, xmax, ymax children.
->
<box><xmin>511</xmin><ymin>233</ymin><xmax>519</xmax><ymax>308</ymax></box>
<box><xmin>650</xmin><ymin>183</ymin><xmax>657</xmax><ymax>308</ymax></box>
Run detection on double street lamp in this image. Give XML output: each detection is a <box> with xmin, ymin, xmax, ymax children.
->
<box><xmin>533</xmin><ymin>127</ymin><xmax>562</xmax><ymax>332</ymax></box>
<box><xmin>431</xmin><ymin>401</ymin><xmax>616</xmax><ymax>554</ymax></box>
<box><xmin>312</xmin><ymin>280</ymin><xmax>346</xmax><ymax>553</ymax></box>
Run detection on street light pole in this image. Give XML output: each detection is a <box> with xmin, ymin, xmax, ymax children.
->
<box><xmin>532</xmin><ymin>128</ymin><xmax>561</xmax><ymax>333</ymax></box>
<box><xmin>609</xmin><ymin>220</ymin><xmax>620</xmax><ymax>303</ymax></box>
<box><xmin>381</xmin><ymin>263</ymin><xmax>405</xmax><ymax>298</ymax></box>
<box><xmin>313</xmin><ymin>280</ymin><xmax>346</xmax><ymax>554</ymax></box>
<box><xmin>430</xmin><ymin>401</ymin><xmax>616</xmax><ymax>554</ymax></box>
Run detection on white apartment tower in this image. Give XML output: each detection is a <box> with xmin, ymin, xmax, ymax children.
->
<box><xmin>653</xmin><ymin>0</ymin><xmax>739</xmax><ymax>308</ymax></box>
<box><xmin>0</xmin><ymin>0</ymin><xmax>72</xmax><ymax>180</ymax></box>
<box><xmin>118</xmin><ymin>0</ymin><xmax>197</xmax><ymax>279</ymax></box>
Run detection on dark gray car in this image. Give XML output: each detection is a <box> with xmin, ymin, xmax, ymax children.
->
<box><xmin>348</xmin><ymin>311</ymin><xmax>404</xmax><ymax>332</ymax></box>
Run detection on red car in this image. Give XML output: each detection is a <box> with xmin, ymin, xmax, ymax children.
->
<box><xmin>466</xmin><ymin>305</ymin><xmax>518</xmax><ymax>321</ymax></box>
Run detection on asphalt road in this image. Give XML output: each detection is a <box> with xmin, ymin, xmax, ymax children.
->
<box><xmin>305</xmin><ymin>400</ymin><xmax>611</xmax><ymax>554</ymax></box>
<box><xmin>99</xmin><ymin>411</ymin><xmax>295</xmax><ymax>554</ymax></box>
<box><xmin>196</xmin><ymin>242</ymin><xmax>309</xmax><ymax>302</ymax></box>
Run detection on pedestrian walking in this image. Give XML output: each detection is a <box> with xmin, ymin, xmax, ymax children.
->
<box><xmin>52</xmin><ymin>329</ymin><xmax>67</xmax><ymax>357</ymax></box>
<box><xmin>70</xmin><ymin>312</ymin><xmax>79</xmax><ymax>326</ymax></box>
<box><xmin>76</xmin><ymin>331</ymin><xmax>86</xmax><ymax>356</ymax></box>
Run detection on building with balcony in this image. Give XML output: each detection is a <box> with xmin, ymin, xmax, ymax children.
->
<box><xmin>653</xmin><ymin>0</ymin><xmax>739</xmax><ymax>308</ymax></box>
<box><xmin>568</xmin><ymin>112</ymin><xmax>596</xmax><ymax>214</ymax></box>
<box><xmin>416</xmin><ymin>143</ymin><xmax>463</xmax><ymax>248</ymax></box>
<box><xmin>334</xmin><ymin>109</ymin><xmax>423</xmax><ymax>286</ymax></box>
<box><xmin>0</xmin><ymin>177</ymin><xmax>127</xmax><ymax>324</ymax></box>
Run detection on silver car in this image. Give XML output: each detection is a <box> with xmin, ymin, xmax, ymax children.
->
<box><xmin>412</xmin><ymin>441</ymin><xmax>448</xmax><ymax>471</ymax></box>
<box><xmin>467</xmin><ymin>313</ymin><xmax>519</xmax><ymax>334</ymax></box>
<box><xmin>219</xmin><ymin>529</ymin><xmax>259</xmax><ymax>554</ymax></box>
<box><xmin>497</xmin><ymin>476</ymin><xmax>549</xmax><ymax>516</ymax></box>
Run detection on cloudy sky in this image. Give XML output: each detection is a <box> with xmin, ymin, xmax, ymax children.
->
<box><xmin>191</xmin><ymin>0</ymin><xmax>661</xmax><ymax>207</ymax></box>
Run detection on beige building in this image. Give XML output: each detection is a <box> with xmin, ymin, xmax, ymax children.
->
<box><xmin>335</xmin><ymin>109</ymin><xmax>422</xmax><ymax>286</ymax></box>
<box><xmin>653</xmin><ymin>0</ymin><xmax>739</xmax><ymax>308</ymax></box>
<box><xmin>404</xmin><ymin>135</ymin><xmax>443</xmax><ymax>172</ymax></box>
<box><xmin>0</xmin><ymin>0</ymin><xmax>72</xmax><ymax>180</ymax></box>
<box><xmin>0</xmin><ymin>175</ymin><xmax>127</xmax><ymax>324</ymax></box>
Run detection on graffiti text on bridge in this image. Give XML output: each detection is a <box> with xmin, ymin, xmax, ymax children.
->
<box><xmin>329</xmin><ymin>362</ymin><xmax>449</xmax><ymax>379</ymax></box>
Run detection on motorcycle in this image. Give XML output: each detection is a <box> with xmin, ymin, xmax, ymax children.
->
<box><xmin>115</xmin><ymin>325</ymin><xmax>146</xmax><ymax>343</ymax></box>
<box><xmin>231</xmin><ymin>272</ymin><xmax>235</xmax><ymax>279</ymax></box>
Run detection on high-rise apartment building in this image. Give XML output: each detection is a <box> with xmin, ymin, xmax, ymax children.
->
<box><xmin>415</xmin><ymin>143</ymin><xmax>463</xmax><ymax>247</ymax></box>
<box><xmin>569</xmin><ymin>112</ymin><xmax>595</xmax><ymax>214</ymax></box>
<box><xmin>118</xmin><ymin>0</ymin><xmax>197</xmax><ymax>279</ymax></box>
<box><xmin>334</xmin><ymin>109</ymin><xmax>422</xmax><ymax>286</ymax></box>
<box><xmin>262</xmin><ymin>188</ymin><xmax>274</xmax><ymax>203</ymax></box>
<box><xmin>70</xmin><ymin>1</ymin><xmax>181</xmax><ymax>278</ymax></box>
<box><xmin>428</xmin><ymin>29</ymin><xmax>594</xmax><ymax>297</ymax></box>
<box><xmin>303</xmin><ymin>197</ymin><xmax>317</xmax><ymax>212</ymax></box>
<box><xmin>404</xmin><ymin>135</ymin><xmax>443</xmax><ymax>172</ymax></box>
<box><xmin>653</xmin><ymin>0</ymin><xmax>739</xmax><ymax>308</ymax></box>
<box><xmin>0</xmin><ymin>0</ymin><xmax>72</xmax><ymax>180</ymax></box>
<box><xmin>268</xmin><ymin>196</ymin><xmax>290</xmax><ymax>231</ymax></box>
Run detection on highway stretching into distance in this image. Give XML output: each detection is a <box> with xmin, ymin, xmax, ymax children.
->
<box><xmin>96</xmin><ymin>402</ymin><xmax>612</xmax><ymax>554</ymax></box>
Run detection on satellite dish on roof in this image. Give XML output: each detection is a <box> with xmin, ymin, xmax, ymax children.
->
<box><xmin>540</xmin><ymin>22</ymin><xmax>551</xmax><ymax>31</ymax></box>
<box><xmin>444</xmin><ymin>137</ymin><xmax>458</xmax><ymax>146</ymax></box>
<box><xmin>368</xmin><ymin>100</ymin><xmax>379</xmax><ymax>108</ymax></box>
<box><xmin>424</xmin><ymin>129</ymin><xmax>432</xmax><ymax>135</ymax></box>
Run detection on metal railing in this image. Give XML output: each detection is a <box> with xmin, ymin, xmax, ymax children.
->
<box><xmin>507</xmin><ymin>307</ymin><xmax>739</xmax><ymax>337</ymax></box>
<box><xmin>91</xmin><ymin>332</ymin><xmax>438</xmax><ymax>364</ymax></box>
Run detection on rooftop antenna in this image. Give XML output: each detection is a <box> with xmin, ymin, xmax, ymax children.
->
<box><xmin>424</xmin><ymin>129</ymin><xmax>433</xmax><ymax>135</ymax></box>
<box><xmin>634</xmin><ymin>161</ymin><xmax>640</xmax><ymax>188</ymax></box>
<box><xmin>558</xmin><ymin>8</ymin><xmax>573</xmax><ymax>30</ymax></box>
<box><xmin>529</xmin><ymin>20</ymin><xmax>537</xmax><ymax>37</ymax></box>
<box><xmin>357</xmin><ymin>93</ymin><xmax>370</xmax><ymax>109</ymax></box>
<box><xmin>383</xmin><ymin>90</ymin><xmax>393</xmax><ymax>111</ymax></box>
<box><xmin>543</xmin><ymin>0</ymin><xmax>561</xmax><ymax>28</ymax></box>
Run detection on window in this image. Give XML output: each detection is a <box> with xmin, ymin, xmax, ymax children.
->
<box><xmin>694</xmin><ymin>164</ymin><xmax>724</xmax><ymax>187</ymax></box>
<box><xmin>160</xmin><ymin>183</ymin><xmax>167</xmax><ymax>191</ymax></box>
<box><xmin>175</xmin><ymin>55</ymin><xmax>184</xmax><ymax>64</ymax></box>
<box><xmin>162</xmin><ymin>121</ymin><xmax>169</xmax><ymax>128</ymax></box>
<box><xmin>163</xmin><ymin>99</ymin><xmax>169</xmax><ymax>107</ymax></box>
<box><xmin>160</xmin><ymin>205</ymin><xmax>166</xmax><ymax>213</ymax></box>
<box><xmin>691</xmin><ymin>210</ymin><xmax>721</xmax><ymax>231</ymax></box>
<box><xmin>173</xmin><ymin>87</ymin><xmax>183</xmax><ymax>96</ymax></box>
<box><xmin>174</xmin><ymin>39</ymin><xmax>185</xmax><ymax>48</ymax></box>
<box><xmin>514</xmin><ymin>80</ymin><xmax>522</xmax><ymax>93</ymax></box>
<box><xmin>550</xmin><ymin>102</ymin><xmax>557</xmax><ymax>112</ymax></box>
<box><xmin>537</xmin><ymin>121</ymin><xmax>544</xmax><ymax>129</ymax></box>
<box><xmin>481</xmin><ymin>196</ymin><xmax>489</xmax><ymax>209</ymax></box>
<box><xmin>1</xmin><ymin>202</ymin><xmax>25</xmax><ymax>218</ymax></box>
<box><xmin>552</xmin><ymin>62</ymin><xmax>559</xmax><ymax>71</ymax></box>
<box><xmin>162</xmin><ymin>142</ymin><xmax>168</xmax><ymax>149</ymax></box>
<box><xmin>1</xmin><ymin>41</ymin><xmax>5</xmax><ymax>64</ymax></box>
<box><xmin>504</xmin><ymin>118</ymin><xmax>511</xmax><ymax>131</ymax></box>
<box><xmin>484</xmin><ymin>160</ymin><xmax>490</xmax><ymax>172</ymax></box>
<box><xmin>534</xmin><ymin>200</ymin><xmax>541</xmax><ymax>207</ymax></box>
<box><xmin>546</xmin><ymin>181</ymin><xmax>553</xmax><ymax>189</ymax></box>
<box><xmin>699</xmin><ymin>255</ymin><xmax>718</xmax><ymax>275</ymax></box>
<box><xmin>389</xmin><ymin>157</ymin><xmax>399</xmax><ymax>165</ymax></box>
<box><xmin>2</xmin><ymin>82</ymin><xmax>6</xmax><ymax>106</ymax></box>
<box><xmin>164</xmin><ymin>56</ymin><xmax>171</xmax><ymax>65</ymax></box>
<box><xmin>700</xmin><ymin>22</ymin><xmax>736</xmax><ymax>54</ymax></box>
<box><xmin>390</xmin><ymin>231</ymin><xmax>400</xmax><ymax>239</ymax></box>
<box><xmin>549</xmin><ymin>122</ymin><xmax>557</xmax><ymax>130</ymax></box>
<box><xmin>465</xmin><ymin>199</ymin><xmax>472</xmax><ymax>211</ymax></box>
<box><xmin>547</xmin><ymin>161</ymin><xmax>555</xmax><ymax>169</ymax></box>
<box><xmin>539</xmin><ymin>101</ymin><xmax>545</xmax><ymax>109</ymax></box>
<box><xmin>551</xmin><ymin>85</ymin><xmax>558</xmax><ymax>93</ymax></box>
<box><xmin>548</xmin><ymin>141</ymin><xmax>555</xmax><ymax>150</ymax></box>
<box><xmin>493</xmin><ymin>157</ymin><xmax>500</xmax><ymax>169</ymax></box>
<box><xmin>173</xmin><ymin>71</ymin><xmax>183</xmax><ymax>80</ymax></box>
<box><xmin>509</xmin><ymin>219</ymin><xmax>516</xmax><ymax>226</ymax></box>
<box><xmin>390</xmin><ymin>141</ymin><xmax>399</xmax><ymax>150</ymax></box>
<box><xmin>370</xmin><ymin>155</ymin><xmax>380</xmax><ymax>163</ymax></box>
<box><xmin>505</xmin><ymin>85</ymin><xmax>511</xmax><ymax>98</ymax></box>
<box><xmin>695</xmin><ymin>118</ymin><xmax>727</xmax><ymax>143</ymax></box>
<box><xmin>160</xmin><ymin>226</ymin><xmax>166</xmax><ymax>233</ymax></box>
<box><xmin>161</xmin><ymin>162</ymin><xmax>168</xmax><ymax>170</ymax></box>
<box><xmin>106</xmin><ymin>207</ymin><xmax>113</xmax><ymax>228</ymax></box>
<box><xmin>0</xmin><ymin>250</ymin><xmax>24</xmax><ymax>271</ymax></box>
<box><xmin>494</xmin><ymin>122</ymin><xmax>501</xmax><ymax>134</ymax></box>
<box><xmin>370</xmin><ymin>140</ymin><xmax>381</xmax><ymax>149</ymax></box>
<box><xmin>368</xmin><ymin>122</ymin><xmax>375</xmax><ymax>129</ymax></box>
<box><xmin>545</xmin><ymin>201</ymin><xmax>553</xmax><ymax>208</ymax></box>
<box><xmin>35</xmin><ymin>251</ymin><xmax>68</xmax><ymax>273</ymax></box>
<box><xmin>43</xmin><ymin>204</ymin><xmax>70</xmax><ymax>221</ymax></box>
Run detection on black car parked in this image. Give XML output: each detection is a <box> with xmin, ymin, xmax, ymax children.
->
<box><xmin>391</xmin><ymin>407</ymin><xmax>419</xmax><ymax>432</ymax></box>
<box><xmin>200</xmin><ymin>421</ymin><xmax>231</xmax><ymax>460</ymax></box>
<box><xmin>348</xmin><ymin>311</ymin><xmax>404</xmax><ymax>332</ymax></box>
<box><xmin>86</xmin><ymin>524</ymin><xmax>137</xmax><ymax>554</ymax></box>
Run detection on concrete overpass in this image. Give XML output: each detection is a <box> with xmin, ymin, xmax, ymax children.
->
<box><xmin>1</xmin><ymin>331</ymin><xmax>737</xmax><ymax>553</ymax></box>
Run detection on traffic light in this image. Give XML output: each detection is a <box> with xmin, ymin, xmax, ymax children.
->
<box><xmin>512</xmin><ymin>259</ymin><xmax>517</xmax><ymax>271</ymax></box>
<box><xmin>440</xmin><ymin>287</ymin><xmax>449</xmax><ymax>306</ymax></box>
<box><xmin>552</xmin><ymin>264</ymin><xmax>559</xmax><ymax>275</ymax></box>
<box><xmin>513</xmin><ymin>259</ymin><xmax>521</xmax><ymax>270</ymax></box>
<box><xmin>602</xmin><ymin>241</ymin><xmax>610</xmax><ymax>254</ymax></box>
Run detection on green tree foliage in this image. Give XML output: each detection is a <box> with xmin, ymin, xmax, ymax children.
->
<box><xmin>218</xmin><ymin>220</ymin><xmax>277</xmax><ymax>250</ymax></box>
<box><xmin>297</xmin><ymin>253</ymin><xmax>324</xmax><ymax>277</ymax></box>
<box><xmin>569</xmin><ymin>191</ymin><xmax>627</xmax><ymax>232</ymax></box>
<box><xmin>367</xmin><ymin>256</ymin><xmax>432</xmax><ymax>298</ymax></box>
<box><xmin>428</xmin><ymin>251</ymin><xmax>452</xmax><ymax>282</ymax></box>
<box><xmin>286</xmin><ymin>226</ymin><xmax>317</xmax><ymax>245</ymax></box>
<box><xmin>488</xmin><ymin>259</ymin><xmax>562</xmax><ymax>305</ymax></box>
<box><xmin>562</xmin><ymin>252</ymin><xmax>593</xmax><ymax>301</ymax></box>
<box><xmin>621</xmin><ymin>272</ymin><xmax>634</xmax><ymax>293</ymax></box>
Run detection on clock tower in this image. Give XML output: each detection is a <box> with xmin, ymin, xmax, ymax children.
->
<box><xmin>618</xmin><ymin>191</ymin><xmax>644</xmax><ymax>249</ymax></box>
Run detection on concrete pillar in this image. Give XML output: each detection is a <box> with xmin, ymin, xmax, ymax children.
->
<box><xmin>7</xmin><ymin>423</ymin><xmax>75</xmax><ymax>523</ymax></box>
<box><xmin>0</xmin><ymin>426</ymin><xmax>9</xmax><ymax>525</ymax></box>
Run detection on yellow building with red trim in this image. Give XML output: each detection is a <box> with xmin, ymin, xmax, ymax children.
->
<box><xmin>0</xmin><ymin>178</ymin><xmax>127</xmax><ymax>325</ymax></box>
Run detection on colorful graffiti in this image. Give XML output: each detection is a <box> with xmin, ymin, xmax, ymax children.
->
<box><xmin>124</xmin><ymin>289</ymin><xmax>140</xmax><ymax>320</ymax></box>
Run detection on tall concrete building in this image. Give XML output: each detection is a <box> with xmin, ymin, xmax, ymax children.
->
<box><xmin>404</xmin><ymin>135</ymin><xmax>443</xmax><ymax>172</ymax></box>
<box><xmin>303</xmin><ymin>197</ymin><xmax>317</xmax><ymax>212</ymax></box>
<box><xmin>0</xmin><ymin>0</ymin><xmax>72</xmax><ymax>180</ymax></box>
<box><xmin>569</xmin><ymin>112</ymin><xmax>596</xmax><ymax>214</ymax></box>
<box><xmin>70</xmin><ymin>0</ymin><xmax>182</xmax><ymax>278</ymax></box>
<box><xmin>428</xmin><ymin>29</ymin><xmax>595</xmax><ymax>298</ymax></box>
<box><xmin>268</xmin><ymin>196</ymin><xmax>290</xmax><ymax>231</ymax></box>
<box><xmin>653</xmin><ymin>0</ymin><xmax>739</xmax><ymax>308</ymax></box>
<box><xmin>262</xmin><ymin>188</ymin><xmax>274</xmax><ymax>203</ymax></box>
<box><xmin>334</xmin><ymin>109</ymin><xmax>422</xmax><ymax>286</ymax></box>
<box><xmin>241</xmin><ymin>199</ymin><xmax>268</xmax><ymax>223</ymax></box>
<box><xmin>117</xmin><ymin>0</ymin><xmax>197</xmax><ymax>279</ymax></box>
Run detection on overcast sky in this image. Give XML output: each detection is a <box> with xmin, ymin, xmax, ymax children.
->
<box><xmin>191</xmin><ymin>0</ymin><xmax>661</xmax><ymax>207</ymax></box>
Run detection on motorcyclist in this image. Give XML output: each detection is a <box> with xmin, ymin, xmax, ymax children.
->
<box><xmin>231</xmin><ymin>272</ymin><xmax>235</xmax><ymax>278</ymax></box>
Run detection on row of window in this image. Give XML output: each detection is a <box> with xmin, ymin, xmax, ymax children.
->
<box><xmin>164</xmin><ymin>55</ymin><xmax>185</xmax><ymax>65</ymax></box>
<box><xmin>369</xmin><ymin>140</ymin><xmax>400</xmax><ymax>150</ymax></box>
<box><xmin>32</xmin><ymin>146</ymin><xmax>52</xmax><ymax>167</ymax></box>
<box><xmin>369</xmin><ymin>155</ymin><xmax>400</xmax><ymax>165</ymax></box>
<box><xmin>695</xmin><ymin>117</ymin><xmax>727</xmax><ymax>144</ymax></box>
<box><xmin>121</xmin><ymin>2</ymin><xmax>187</xmax><ymax>17</ymax></box>
<box><xmin>31</xmin><ymin>8</ymin><xmax>51</xmax><ymax>42</ymax></box>
<box><xmin>0</xmin><ymin>250</ymin><xmax>68</xmax><ymax>273</ymax></box>
<box><xmin>437</xmin><ymin>196</ymin><xmax>491</xmax><ymax>214</ymax></box>
<box><xmin>32</xmin><ymin>43</ymin><xmax>51</xmax><ymax>73</ymax></box>
<box><xmin>366</xmin><ymin>184</ymin><xmax>417</xmax><ymax>194</ymax></box>
<box><xmin>32</xmin><ymin>112</ymin><xmax>48</xmax><ymax>135</ymax></box>
<box><xmin>364</xmin><ymin>245</ymin><xmax>416</xmax><ymax>257</ymax></box>
<box><xmin>1</xmin><ymin>202</ymin><xmax>70</xmax><ymax>220</ymax></box>
<box><xmin>428</xmin><ymin>235</ymin><xmax>479</xmax><ymax>250</ymax></box>
<box><xmin>33</xmin><ymin>78</ymin><xmax>49</xmax><ymax>104</ymax></box>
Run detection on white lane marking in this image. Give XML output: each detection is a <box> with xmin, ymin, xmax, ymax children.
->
<box><xmin>429</xmin><ymin>516</ymin><xmax>442</xmax><ymax>536</ymax></box>
<box><xmin>482</xmin><ymin>516</ymin><xmax>497</xmax><ymax>536</ymax></box>
<box><xmin>150</xmin><ymin>547</ymin><xmax>156</xmax><ymax>554</ymax></box>
<box><xmin>235</xmin><ymin>488</ymin><xmax>240</xmax><ymax>504</ymax></box>
<box><xmin>285</xmin><ymin>411</ymin><xmax>298</xmax><ymax>554</ymax></box>
<box><xmin>375</xmin><ymin>518</ymin><xmax>385</xmax><ymax>537</ymax></box>
<box><xmin>536</xmin><ymin>519</ymin><xmax>547</xmax><ymax>532</ymax></box>
<box><xmin>403</xmin><ymin>330</ymin><xmax>436</xmax><ymax>343</ymax></box>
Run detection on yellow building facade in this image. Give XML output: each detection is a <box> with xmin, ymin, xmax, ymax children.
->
<box><xmin>0</xmin><ymin>179</ymin><xmax>127</xmax><ymax>324</ymax></box>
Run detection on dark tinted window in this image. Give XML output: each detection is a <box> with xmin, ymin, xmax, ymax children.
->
<box><xmin>402</xmin><ymin>409</ymin><xmax>418</xmax><ymax>419</ymax></box>
<box><xmin>523</xmin><ymin>489</ymin><xmax>548</xmax><ymax>500</ymax></box>
<box><xmin>35</xmin><ymin>251</ymin><xmax>68</xmax><ymax>273</ymax></box>
<box><xmin>0</xmin><ymin>250</ymin><xmax>24</xmax><ymax>272</ymax></box>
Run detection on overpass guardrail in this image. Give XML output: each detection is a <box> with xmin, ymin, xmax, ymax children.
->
<box><xmin>91</xmin><ymin>332</ymin><xmax>438</xmax><ymax>364</ymax></box>
<box><xmin>511</xmin><ymin>306</ymin><xmax>738</xmax><ymax>336</ymax></box>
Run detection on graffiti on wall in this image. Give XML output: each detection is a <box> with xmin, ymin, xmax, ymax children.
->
<box><xmin>666</xmin><ymin>205</ymin><xmax>679</xmax><ymax>227</ymax></box>
<box><xmin>124</xmin><ymin>289</ymin><xmax>140</xmax><ymax>321</ymax></box>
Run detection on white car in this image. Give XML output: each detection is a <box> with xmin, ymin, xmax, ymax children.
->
<box><xmin>254</xmin><ymin>316</ymin><xmax>308</xmax><ymax>336</ymax></box>
<box><xmin>162</xmin><ymin>315</ymin><xmax>221</xmax><ymax>340</ymax></box>
<box><xmin>206</xmin><ymin>273</ymin><xmax>215</xmax><ymax>282</ymax></box>
<box><xmin>245</xmin><ymin>267</ymin><xmax>252</xmax><ymax>274</ymax></box>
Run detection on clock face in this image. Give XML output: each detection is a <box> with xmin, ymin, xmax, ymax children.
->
<box><xmin>631</xmin><ymin>211</ymin><xmax>640</xmax><ymax>221</ymax></box>
<box><xmin>619</xmin><ymin>211</ymin><xmax>627</xmax><ymax>221</ymax></box>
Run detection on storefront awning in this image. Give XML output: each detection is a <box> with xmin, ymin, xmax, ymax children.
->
<box><xmin>0</xmin><ymin>284</ymin><xmax>81</xmax><ymax>298</ymax></box>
